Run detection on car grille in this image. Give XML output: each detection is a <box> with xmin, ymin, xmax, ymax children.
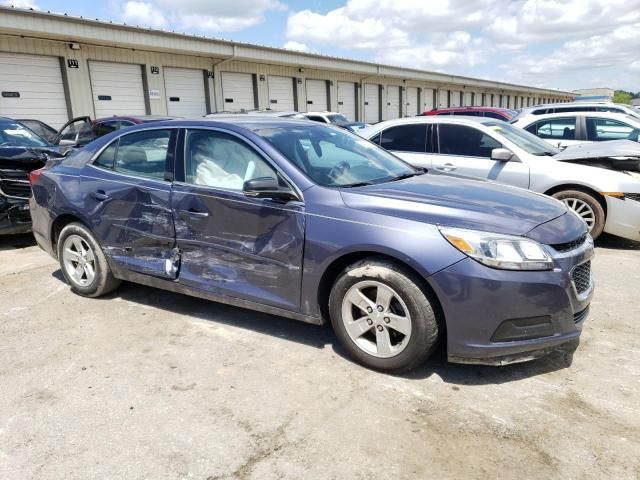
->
<box><xmin>550</xmin><ymin>233</ymin><xmax>588</xmax><ymax>253</ymax></box>
<box><xmin>0</xmin><ymin>171</ymin><xmax>31</xmax><ymax>199</ymax></box>
<box><xmin>627</xmin><ymin>193</ymin><xmax>640</xmax><ymax>203</ymax></box>
<box><xmin>571</xmin><ymin>261</ymin><xmax>591</xmax><ymax>295</ymax></box>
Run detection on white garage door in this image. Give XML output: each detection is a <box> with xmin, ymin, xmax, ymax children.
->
<box><xmin>0</xmin><ymin>52</ymin><xmax>68</xmax><ymax>128</ymax></box>
<box><xmin>386</xmin><ymin>85</ymin><xmax>401</xmax><ymax>120</ymax></box>
<box><xmin>423</xmin><ymin>88</ymin><xmax>434</xmax><ymax>111</ymax></box>
<box><xmin>450</xmin><ymin>91</ymin><xmax>462</xmax><ymax>107</ymax></box>
<box><xmin>363</xmin><ymin>84</ymin><xmax>380</xmax><ymax>123</ymax></box>
<box><xmin>89</xmin><ymin>61</ymin><xmax>146</xmax><ymax>118</ymax></box>
<box><xmin>463</xmin><ymin>92</ymin><xmax>472</xmax><ymax>107</ymax></box>
<box><xmin>164</xmin><ymin>67</ymin><xmax>206</xmax><ymax>117</ymax></box>
<box><xmin>406</xmin><ymin>87</ymin><xmax>418</xmax><ymax>116</ymax></box>
<box><xmin>306</xmin><ymin>79</ymin><xmax>328</xmax><ymax>110</ymax></box>
<box><xmin>267</xmin><ymin>75</ymin><xmax>295</xmax><ymax>112</ymax></box>
<box><xmin>337</xmin><ymin>81</ymin><xmax>356</xmax><ymax>121</ymax></box>
<box><xmin>474</xmin><ymin>93</ymin><xmax>482</xmax><ymax>106</ymax></box>
<box><xmin>221</xmin><ymin>72</ymin><xmax>255</xmax><ymax>112</ymax></box>
<box><xmin>438</xmin><ymin>90</ymin><xmax>449</xmax><ymax>108</ymax></box>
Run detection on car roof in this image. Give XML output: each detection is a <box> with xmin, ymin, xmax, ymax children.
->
<box><xmin>358</xmin><ymin>115</ymin><xmax>496</xmax><ymax>136</ymax></box>
<box><xmin>95</xmin><ymin>115</ymin><xmax>175</xmax><ymax>122</ymax></box>
<box><xmin>428</xmin><ymin>107</ymin><xmax>510</xmax><ymax>112</ymax></box>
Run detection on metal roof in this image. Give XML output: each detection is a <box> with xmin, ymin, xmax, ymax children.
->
<box><xmin>0</xmin><ymin>5</ymin><xmax>574</xmax><ymax>96</ymax></box>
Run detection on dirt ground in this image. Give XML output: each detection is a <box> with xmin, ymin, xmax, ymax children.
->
<box><xmin>0</xmin><ymin>233</ymin><xmax>638</xmax><ymax>480</ymax></box>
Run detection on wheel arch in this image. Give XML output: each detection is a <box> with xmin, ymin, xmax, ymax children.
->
<box><xmin>316</xmin><ymin>250</ymin><xmax>446</xmax><ymax>334</ymax></box>
<box><xmin>543</xmin><ymin>183</ymin><xmax>607</xmax><ymax>216</ymax></box>
<box><xmin>50</xmin><ymin>213</ymin><xmax>92</xmax><ymax>257</ymax></box>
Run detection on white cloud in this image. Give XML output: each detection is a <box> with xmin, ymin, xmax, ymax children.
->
<box><xmin>283</xmin><ymin>41</ymin><xmax>311</xmax><ymax>53</ymax></box>
<box><xmin>119</xmin><ymin>0</ymin><xmax>285</xmax><ymax>32</ymax></box>
<box><xmin>2</xmin><ymin>0</ymin><xmax>39</xmax><ymax>8</ymax></box>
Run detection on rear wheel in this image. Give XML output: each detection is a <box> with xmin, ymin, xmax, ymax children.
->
<box><xmin>57</xmin><ymin>222</ymin><xmax>120</xmax><ymax>297</ymax></box>
<box><xmin>552</xmin><ymin>190</ymin><xmax>605</xmax><ymax>239</ymax></box>
<box><xmin>329</xmin><ymin>258</ymin><xmax>439</xmax><ymax>372</ymax></box>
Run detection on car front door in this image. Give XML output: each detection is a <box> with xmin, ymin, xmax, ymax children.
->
<box><xmin>171</xmin><ymin>128</ymin><xmax>305</xmax><ymax>312</ymax></box>
<box><xmin>81</xmin><ymin>127</ymin><xmax>179</xmax><ymax>279</ymax></box>
<box><xmin>434</xmin><ymin>123</ymin><xmax>530</xmax><ymax>189</ymax></box>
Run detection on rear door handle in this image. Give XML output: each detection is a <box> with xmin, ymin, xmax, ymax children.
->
<box><xmin>91</xmin><ymin>190</ymin><xmax>110</xmax><ymax>202</ymax></box>
<box><xmin>436</xmin><ymin>163</ymin><xmax>457</xmax><ymax>172</ymax></box>
<box><xmin>180</xmin><ymin>209</ymin><xmax>210</xmax><ymax>218</ymax></box>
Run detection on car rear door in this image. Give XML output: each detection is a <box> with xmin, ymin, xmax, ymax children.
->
<box><xmin>171</xmin><ymin>127</ymin><xmax>305</xmax><ymax>311</ymax></box>
<box><xmin>81</xmin><ymin>127</ymin><xmax>179</xmax><ymax>278</ymax></box>
<box><xmin>434</xmin><ymin>123</ymin><xmax>530</xmax><ymax>189</ymax></box>
<box><xmin>372</xmin><ymin>123</ymin><xmax>433</xmax><ymax>169</ymax></box>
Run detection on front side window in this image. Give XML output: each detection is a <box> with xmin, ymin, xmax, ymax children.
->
<box><xmin>527</xmin><ymin>117</ymin><xmax>576</xmax><ymax>140</ymax></box>
<box><xmin>585</xmin><ymin>118</ymin><xmax>640</xmax><ymax>141</ymax></box>
<box><xmin>114</xmin><ymin>129</ymin><xmax>171</xmax><ymax>180</ymax></box>
<box><xmin>253</xmin><ymin>124</ymin><xmax>416</xmax><ymax>187</ymax></box>
<box><xmin>185</xmin><ymin>130</ymin><xmax>278</xmax><ymax>191</ymax></box>
<box><xmin>379</xmin><ymin>124</ymin><xmax>427</xmax><ymax>153</ymax></box>
<box><xmin>438</xmin><ymin>124</ymin><xmax>502</xmax><ymax>158</ymax></box>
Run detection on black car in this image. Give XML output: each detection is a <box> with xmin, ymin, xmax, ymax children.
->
<box><xmin>0</xmin><ymin>117</ymin><xmax>63</xmax><ymax>234</ymax></box>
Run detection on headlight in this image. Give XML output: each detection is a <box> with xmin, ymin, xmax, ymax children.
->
<box><xmin>439</xmin><ymin>227</ymin><xmax>554</xmax><ymax>271</ymax></box>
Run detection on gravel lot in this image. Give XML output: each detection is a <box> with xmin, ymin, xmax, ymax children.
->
<box><xmin>0</xmin><ymin>233</ymin><xmax>639</xmax><ymax>480</ymax></box>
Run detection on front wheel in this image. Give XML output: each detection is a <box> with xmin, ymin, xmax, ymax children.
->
<box><xmin>57</xmin><ymin>222</ymin><xmax>121</xmax><ymax>297</ymax></box>
<box><xmin>329</xmin><ymin>258</ymin><xmax>440</xmax><ymax>372</ymax></box>
<box><xmin>552</xmin><ymin>190</ymin><xmax>605</xmax><ymax>239</ymax></box>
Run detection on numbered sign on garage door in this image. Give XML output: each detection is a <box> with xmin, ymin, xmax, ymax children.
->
<box><xmin>386</xmin><ymin>85</ymin><xmax>401</xmax><ymax>119</ymax></box>
<box><xmin>89</xmin><ymin>61</ymin><xmax>146</xmax><ymax>118</ymax></box>
<box><xmin>164</xmin><ymin>67</ymin><xmax>207</xmax><ymax>117</ymax></box>
<box><xmin>221</xmin><ymin>72</ymin><xmax>256</xmax><ymax>112</ymax></box>
<box><xmin>364</xmin><ymin>84</ymin><xmax>380</xmax><ymax>123</ymax></box>
<box><xmin>406</xmin><ymin>87</ymin><xmax>418</xmax><ymax>116</ymax></box>
<box><xmin>337</xmin><ymin>82</ymin><xmax>356</xmax><ymax>121</ymax></box>
<box><xmin>267</xmin><ymin>76</ymin><xmax>295</xmax><ymax>111</ymax></box>
<box><xmin>306</xmin><ymin>79</ymin><xmax>328</xmax><ymax>110</ymax></box>
<box><xmin>0</xmin><ymin>52</ymin><xmax>69</xmax><ymax>128</ymax></box>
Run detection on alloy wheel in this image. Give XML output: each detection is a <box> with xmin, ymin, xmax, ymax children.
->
<box><xmin>562</xmin><ymin>198</ymin><xmax>596</xmax><ymax>231</ymax></box>
<box><xmin>341</xmin><ymin>280</ymin><xmax>412</xmax><ymax>358</ymax></box>
<box><xmin>62</xmin><ymin>234</ymin><xmax>96</xmax><ymax>287</ymax></box>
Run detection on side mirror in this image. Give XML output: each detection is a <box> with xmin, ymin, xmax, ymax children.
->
<box><xmin>58</xmin><ymin>139</ymin><xmax>78</xmax><ymax>147</ymax></box>
<box><xmin>491</xmin><ymin>148</ymin><xmax>517</xmax><ymax>162</ymax></box>
<box><xmin>243</xmin><ymin>177</ymin><xmax>298</xmax><ymax>202</ymax></box>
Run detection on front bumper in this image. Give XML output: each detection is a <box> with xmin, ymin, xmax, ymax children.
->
<box><xmin>0</xmin><ymin>195</ymin><xmax>32</xmax><ymax>235</ymax></box>
<box><xmin>604</xmin><ymin>196</ymin><xmax>640</xmax><ymax>242</ymax></box>
<box><xmin>429</xmin><ymin>239</ymin><xmax>594</xmax><ymax>365</ymax></box>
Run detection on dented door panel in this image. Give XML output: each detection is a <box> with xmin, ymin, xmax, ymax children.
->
<box><xmin>80</xmin><ymin>166</ymin><xmax>177</xmax><ymax>278</ymax></box>
<box><xmin>171</xmin><ymin>183</ymin><xmax>305</xmax><ymax>311</ymax></box>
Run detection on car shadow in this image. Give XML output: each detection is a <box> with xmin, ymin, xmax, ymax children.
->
<box><xmin>595</xmin><ymin>233</ymin><xmax>640</xmax><ymax>250</ymax></box>
<box><xmin>0</xmin><ymin>233</ymin><xmax>36</xmax><ymax>251</ymax></box>
<box><xmin>49</xmin><ymin>270</ymin><xmax>577</xmax><ymax>384</ymax></box>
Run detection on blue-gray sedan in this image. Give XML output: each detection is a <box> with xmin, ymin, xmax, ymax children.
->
<box><xmin>29</xmin><ymin>118</ymin><xmax>593</xmax><ymax>372</ymax></box>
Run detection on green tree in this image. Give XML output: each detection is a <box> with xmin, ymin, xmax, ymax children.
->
<box><xmin>613</xmin><ymin>91</ymin><xmax>633</xmax><ymax>104</ymax></box>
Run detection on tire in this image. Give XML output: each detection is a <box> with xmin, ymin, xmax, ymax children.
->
<box><xmin>57</xmin><ymin>222</ymin><xmax>121</xmax><ymax>297</ymax></box>
<box><xmin>329</xmin><ymin>258</ymin><xmax>439</xmax><ymax>372</ymax></box>
<box><xmin>551</xmin><ymin>189</ymin><xmax>605</xmax><ymax>240</ymax></box>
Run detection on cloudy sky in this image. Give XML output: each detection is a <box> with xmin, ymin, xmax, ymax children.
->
<box><xmin>4</xmin><ymin>0</ymin><xmax>640</xmax><ymax>90</ymax></box>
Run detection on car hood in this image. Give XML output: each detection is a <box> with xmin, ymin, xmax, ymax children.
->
<box><xmin>553</xmin><ymin>140</ymin><xmax>640</xmax><ymax>161</ymax></box>
<box><xmin>340</xmin><ymin>172</ymin><xmax>571</xmax><ymax>238</ymax></box>
<box><xmin>0</xmin><ymin>146</ymin><xmax>63</xmax><ymax>170</ymax></box>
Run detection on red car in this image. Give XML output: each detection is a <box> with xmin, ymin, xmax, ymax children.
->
<box><xmin>421</xmin><ymin>107</ymin><xmax>517</xmax><ymax>121</ymax></box>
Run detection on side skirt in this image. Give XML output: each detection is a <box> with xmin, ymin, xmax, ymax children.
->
<box><xmin>114</xmin><ymin>268</ymin><xmax>324</xmax><ymax>326</ymax></box>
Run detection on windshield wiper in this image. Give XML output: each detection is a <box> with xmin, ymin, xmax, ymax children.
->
<box><xmin>389</xmin><ymin>168</ymin><xmax>427</xmax><ymax>182</ymax></box>
<box><xmin>340</xmin><ymin>181</ymin><xmax>375</xmax><ymax>188</ymax></box>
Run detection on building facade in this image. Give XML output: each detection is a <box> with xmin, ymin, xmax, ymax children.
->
<box><xmin>0</xmin><ymin>6</ymin><xmax>575</xmax><ymax>128</ymax></box>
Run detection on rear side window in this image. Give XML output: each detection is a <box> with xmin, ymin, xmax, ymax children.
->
<box><xmin>585</xmin><ymin>118</ymin><xmax>640</xmax><ymax>142</ymax></box>
<box><xmin>438</xmin><ymin>124</ymin><xmax>502</xmax><ymax>158</ymax></box>
<box><xmin>379</xmin><ymin>124</ymin><xmax>427</xmax><ymax>153</ymax></box>
<box><xmin>526</xmin><ymin>117</ymin><xmax>576</xmax><ymax>140</ymax></box>
<box><xmin>114</xmin><ymin>129</ymin><xmax>172</xmax><ymax>180</ymax></box>
<box><xmin>554</xmin><ymin>106</ymin><xmax>596</xmax><ymax>113</ymax></box>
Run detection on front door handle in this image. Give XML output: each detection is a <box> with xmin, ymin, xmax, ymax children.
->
<box><xmin>436</xmin><ymin>163</ymin><xmax>457</xmax><ymax>172</ymax></box>
<box><xmin>91</xmin><ymin>190</ymin><xmax>110</xmax><ymax>202</ymax></box>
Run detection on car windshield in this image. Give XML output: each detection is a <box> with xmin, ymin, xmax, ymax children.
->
<box><xmin>482</xmin><ymin>121</ymin><xmax>561</xmax><ymax>156</ymax></box>
<box><xmin>328</xmin><ymin>114</ymin><xmax>349</xmax><ymax>123</ymax></box>
<box><xmin>0</xmin><ymin>121</ymin><xmax>49</xmax><ymax>147</ymax></box>
<box><xmin>253</xmin><ymin>124</ymin><xmax>418</xmax><ymax>187</ymax></box>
